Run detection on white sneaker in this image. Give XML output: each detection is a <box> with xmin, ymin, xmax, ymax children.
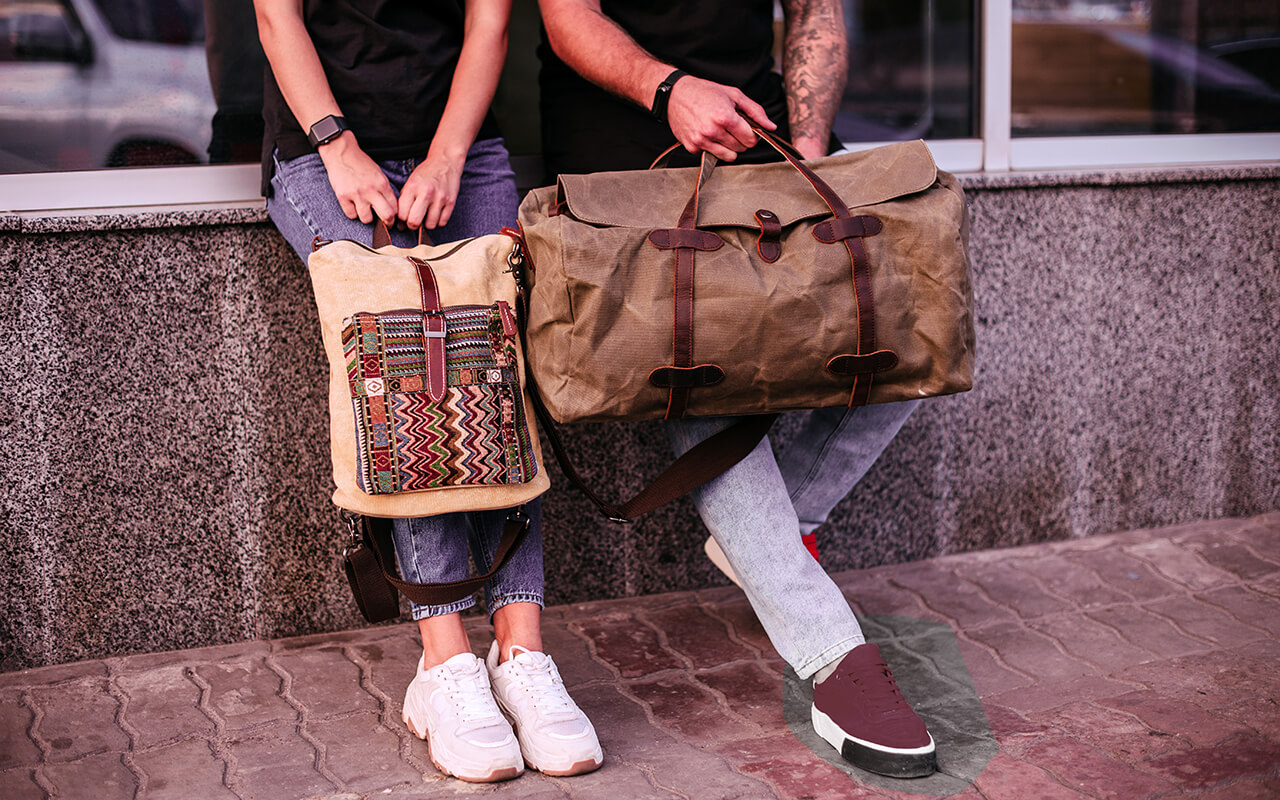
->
<box><xmin>402</xmin><ymin>652</ymin><xmax>524</xmax><ymax>783</ymax></box>
<box><xmin>485</xmin><ymin>641</ymin><xmax>604</xmax><ymax>776</ymax></box>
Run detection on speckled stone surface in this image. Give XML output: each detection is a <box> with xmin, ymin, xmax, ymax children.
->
<box><xmin>2</xmin><ymin>169</ymin><xmax>1277</xmax><ymax>670</ymax></box>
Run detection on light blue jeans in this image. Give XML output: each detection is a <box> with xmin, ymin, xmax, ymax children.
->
<box><xmin>666</xmin><ymin>401</ymin><xmax>919</xmax><ymax>679</ymax></box>
<box><xmin>267</xmin><ymin>137</ymin><xmax>545</xmax><ymax>620</ymax></box>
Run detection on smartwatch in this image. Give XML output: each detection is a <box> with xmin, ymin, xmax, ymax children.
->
<box><xmin>650</xmin><ymin>69</ymin><xmax>688</xmax><ymax>123</ymax></box>
<box><xmin>307</xmin><ymin>114</ymin><xmax>348</xmax><ymax>149</ymax></box>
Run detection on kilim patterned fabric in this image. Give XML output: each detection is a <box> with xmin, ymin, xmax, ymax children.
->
<box><xmin>341</xmin><ymin>304</ymin><xmax>538</xmax><ymax>495</ymax></box>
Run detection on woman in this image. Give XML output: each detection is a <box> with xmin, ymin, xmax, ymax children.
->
<box><xmin>254</xmin><ymin>0</ymin><xmax>602</xmax><ymax>782</ymax></box>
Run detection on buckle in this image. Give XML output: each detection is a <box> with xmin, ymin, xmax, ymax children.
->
<box><xmin>340</xmin><ymin>509</ymin><xmax>363</xmax><ymax>555</ymax></box>
<box><xmin>422</xmin><ymin>311</ymin><xmax>447</xmax><ymax>338</ymax></box>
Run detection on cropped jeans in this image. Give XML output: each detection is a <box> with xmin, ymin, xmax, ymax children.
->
<box><xmin>666</xmin><ymin>401</ymin><xmax>919</xmax><ymax>679</ymax></box>
<box><xmin>267</xmin><ymin>137</ymin><xmax>544</xmax><ymax>619</ymax></box>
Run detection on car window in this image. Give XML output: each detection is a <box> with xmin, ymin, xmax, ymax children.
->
<box><xmin>0</xmin><ymin>0</ymin><xmax>87</xmax><ymax>63</ymax></box>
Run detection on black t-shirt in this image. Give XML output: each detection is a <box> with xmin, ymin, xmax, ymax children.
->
<box><xmin>261</xmin><ymin>0</ymin><xmax>498</xmax><ymax>193</ymax></box>
<box><xmin>539</xmin><ymin>0</ymin><xmax>803</xmax><ymax>177</ymax></box>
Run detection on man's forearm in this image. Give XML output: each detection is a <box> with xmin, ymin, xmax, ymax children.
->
<box><xmin>781</xmin><ymin>0</ymin><xmax>848</xmax><ymax>158</ymax></box>
<box><xmin>539</xmin><ymin>0</ymin><xmax>671</xmax><ymax>111</ymax></box>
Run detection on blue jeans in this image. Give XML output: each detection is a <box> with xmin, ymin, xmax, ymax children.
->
<box><xmin>268</xmin><ymin>137</ymin><xmax>545</xmax><ymax>619</ymax></box>
<box><xmin>665</xmin><ymin>401</ymin><xmax>919</xmax><ymax>679</ymax></box>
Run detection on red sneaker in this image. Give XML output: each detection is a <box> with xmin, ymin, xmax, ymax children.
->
<box><xmin>801</xmin><ymin>532</ymin><xmax>820</xmax><ymax>562</ymax></box>
<box><xmin>811</xmin><ymin>644</ymin><xmax>937</xmax><ymax>778</ymax></box>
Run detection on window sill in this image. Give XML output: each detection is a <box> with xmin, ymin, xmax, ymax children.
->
<box><xmin>3</xmin><ymin>161</ymin><xmax>1276</xmax><ymax>235</ymax></box>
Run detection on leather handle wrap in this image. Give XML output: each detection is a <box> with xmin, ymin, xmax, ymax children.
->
<box><xmin>407</xmin><ymin>256</ymin><xmax>447</xmax><ymax>403</ymax></box>
<box><xmin>373</xmin><ymin>220</ymin><xmax>434</xmax><ymax>249</ymax></box>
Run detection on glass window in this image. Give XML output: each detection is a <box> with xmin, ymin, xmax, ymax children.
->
<box><xmin>1012</xmin><ymin>0</ymin><xmax>1280</xmax><ymax>136</ymax></box>
<box><xmin>0</xmin><ymin>0</ymin><xmax>237</xmax><ymax>174</ymax></box>
<box><xmin>837</xmin><ymin>0</ymin><xmax>979</xmax><ymax>142</ymax></box>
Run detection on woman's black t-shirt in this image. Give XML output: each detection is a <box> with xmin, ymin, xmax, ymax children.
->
<box><xmin>261</xmin><ymin>0</ymin><xmax>498</xmax><ymax>192</ymax></box>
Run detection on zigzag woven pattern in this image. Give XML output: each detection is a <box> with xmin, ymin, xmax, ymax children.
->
<box><xmin>341</xmin><ymin>304</ymin><xmax>537</xmax><ymax>494</ymax></box>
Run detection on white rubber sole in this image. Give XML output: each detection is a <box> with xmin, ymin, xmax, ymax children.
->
<box><xmin>403</xmin><ymin>708</ymin><xmax>523</xmax><ymax>783</ymax></box>
<box><xmin>811</xmin><ymin>704</ymin><xmax>937</xmax><ymax>778</ymax></box>
<box><xmin>498</xmin><ymin>704</ymin><xmax>604</xmax><ymax>777</ymax></box>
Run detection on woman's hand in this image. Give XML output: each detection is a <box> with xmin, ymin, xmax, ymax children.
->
<box><xmin>317</xmin><ymin>131</ymin><xmax>399</xmax><ymax>224</ymax></box>
<box><xmin>398</xmin><ymin>149</ymin><xmax>464</xmax><ymax>231</ymax></box>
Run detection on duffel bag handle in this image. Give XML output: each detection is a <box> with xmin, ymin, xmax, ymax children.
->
<box><xmin>372</xmin><ymin>218</ymin><xmax>435</xmax><ymax>249</ymax></box>
<box><xmin>656</xmin><ymin>124</ymin><xmax>885</xmax><ymax>411</ymax></box>
<box><xmin>647</xmin><ymin>128</ymin><xmax>806</xmax><ymax>170</ymax></box>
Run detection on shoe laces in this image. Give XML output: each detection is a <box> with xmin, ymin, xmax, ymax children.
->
<box><xmin>437</xmin><ymin>658</ymin><xmax>502</xmax><ymax>725</ymax></box>
<box><xmin>843</xmin><ymin>658</ymin><xmax>908</xmax><ymax>715</ymax></box>
<box><xmin>507</xmin><ymin>648</ymin><xmax>576</xmax><ymax>718</ymax></box>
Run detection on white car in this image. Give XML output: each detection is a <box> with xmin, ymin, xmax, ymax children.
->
<box><xmin>0</xmin><ymin>0</ymin><xmax>214</xmax><ymax>173</ymax></box>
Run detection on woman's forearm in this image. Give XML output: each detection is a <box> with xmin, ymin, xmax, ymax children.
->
<box><xmin>428</xmin><ymin>0</ymin><xmax>513</xmax><ymax>162</ymax></box>
<box><xmin>254</xmin><ymin>0</ymin><xmax>342</xmax><ymax>134</ymax></box>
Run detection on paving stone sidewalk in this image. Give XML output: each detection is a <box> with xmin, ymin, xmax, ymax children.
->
<box><xmin>3</xmin><ymin>512</ymin><xmax>1279</xmax><ymax>799</ymax></box>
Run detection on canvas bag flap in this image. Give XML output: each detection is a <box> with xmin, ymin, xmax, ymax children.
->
<box><xmin>308</xmin><ymin>234</ymin><xmax>550</xmax><ymax>517</ymax></box>
<box><xmin>555</xmin><ymin>139</ymin><xmax>939</xmax><ymax>229</ymax></box>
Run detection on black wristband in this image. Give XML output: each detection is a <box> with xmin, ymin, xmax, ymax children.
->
<box><xmin>650</xmin><ymin>69</ymin><xmax>688</xmax><ymax>123</ymax></box>
<box><xmin>307</xmin><ymin>115</ymin><xmax>348</xmax><ymax>149</ymax></box>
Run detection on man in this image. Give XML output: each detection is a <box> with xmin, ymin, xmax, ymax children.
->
<box><xmin>537</xmin><ymin>0</ymin><xmax>938</xmax><ymax>779</ymax></box>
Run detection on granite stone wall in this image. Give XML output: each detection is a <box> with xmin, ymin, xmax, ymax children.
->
<box><xmin>2</xmin><ymin>168</ymin><xmax>1277</xmax><ymax>671</ymax></box>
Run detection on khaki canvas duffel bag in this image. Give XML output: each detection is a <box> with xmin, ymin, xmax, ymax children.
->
<box><xmin>517</xmin><ymin>132</ymin><xmax>975</xmax><ymax>425</ymax></box>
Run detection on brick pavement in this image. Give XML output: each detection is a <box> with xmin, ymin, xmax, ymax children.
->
<box><xmin>1</xmin><ymin>512</ymin><xmax>1278</xmax><ymax>799</ymax></box>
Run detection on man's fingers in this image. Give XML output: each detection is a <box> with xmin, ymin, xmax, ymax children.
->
<box><xmin>736</xmin><ymin>95</ymin><xmax>776</xmax><ymax>131</ymax></box>
<box><xmin>720</xmin><ymin>111</ymin><xmax>758</xmax><ymax>150</ymax></box>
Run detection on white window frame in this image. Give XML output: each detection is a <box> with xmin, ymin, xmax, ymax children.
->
<box><xmin>1</xmin><ymin>0</ymin><xmax>1276</xmax><ymax>215</ymax></box>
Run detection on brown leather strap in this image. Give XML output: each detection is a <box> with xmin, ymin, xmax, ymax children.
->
<box><xmin>755</xmin><ymin>209</ymin><xmax>782</xmax><ymax>262</ymax></box>
<box><xmin>647</xmin><ymin>132</ymin><xmax>806</xmax><ymax>170</ymax></box>
<box><xmin>360</xmin><ymin>508</ymin><xmax>533</xmax><ymax>608</ymax></box>
<box><xmin>408</xmin><ymin>256</ymin><xmax>447</xmax><ymax>402</ymax></box>
<box><xmin>373</xmin><ymin>220</ymin><xmax>435</xmax><ymax>249</ymax></box>
<box><xmin>655</xmin><ymin>155</ymin><xmax>718</xmax><ymax>420</ymax></box>
<box><xmin>746</xmin><ymin>126</ymin><xmax>889</xmax><ymax>406</ymax></box>
<box><xmin>813</xmin><ymin>215</ymin><xmax>884</xmax><ymax>242</ymax></box>
<box><xmin>843</xmin><ymin>235</ymin><xmax>878</xmax><ymax>406</ymax></box>
<box><xmin>827</xmin><ymin>350</ymin><xmax>899</xmax><ymax>376</ymax></box>
<box><xmin>648</xmin><ymin>229</ymin><xmax>724</xmax><ymax>251</ymax></box>
<box><xmin>649</xmin><ymin>364</ymin><xmax>725</xmax><ymax>389</ymax></box>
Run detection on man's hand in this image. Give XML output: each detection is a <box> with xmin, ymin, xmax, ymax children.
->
<box><xmin>317</xmin><ymin>131</ymin><xmax>398</xmax><ymax>224</ymax></box>
<box><xmin>666</xmin><ymin>76</ymin><xmax>776</xmax><ymax>161</ymax></box>
<box><xmin>398</xmin><ymin>150</ymin><xmax>464</xmax><ymax>231</ymax></box>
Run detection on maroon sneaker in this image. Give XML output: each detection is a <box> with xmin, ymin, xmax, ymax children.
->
<box><xmin>811</xmin><ymin>643</ymin><xmax>937</xmax><ymax>778</ymax></box>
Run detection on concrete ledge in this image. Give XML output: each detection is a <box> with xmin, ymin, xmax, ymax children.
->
<box><xmin>2</xmin><ymin>169</ymin><xmax>1278</xmax><ymax>670</ymax></box>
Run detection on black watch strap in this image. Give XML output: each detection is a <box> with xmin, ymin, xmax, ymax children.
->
<box><xmin>307</xmin><ymin>115</ymin><xmax>348</xmax><ymax>149</ymax></box>
<box><xmin>650</xmin><ymin>69</ymin><xmax>688</xmax><ymax>123</ymax></box>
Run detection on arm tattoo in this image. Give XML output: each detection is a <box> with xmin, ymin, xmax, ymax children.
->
<box><xmin>781</xmin><ymin>0</ymin><xmax>848</xmax><ymax>147</ymax></box>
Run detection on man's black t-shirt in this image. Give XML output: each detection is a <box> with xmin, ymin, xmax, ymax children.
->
<box><xmin>539</xmin><ymin>0</ymin><xmax>799</xmax><ymax>177</ymax></box>
<box><xmin>261</xmin><ymin>0</ymin><xmax>498</xmax><ymax>192</ymax></box>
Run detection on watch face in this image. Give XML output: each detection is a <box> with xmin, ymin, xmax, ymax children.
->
<box><xmin>311</xmin><ymin>116</ymin><xmax>345</xmax><ymax>146</ymax></box>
